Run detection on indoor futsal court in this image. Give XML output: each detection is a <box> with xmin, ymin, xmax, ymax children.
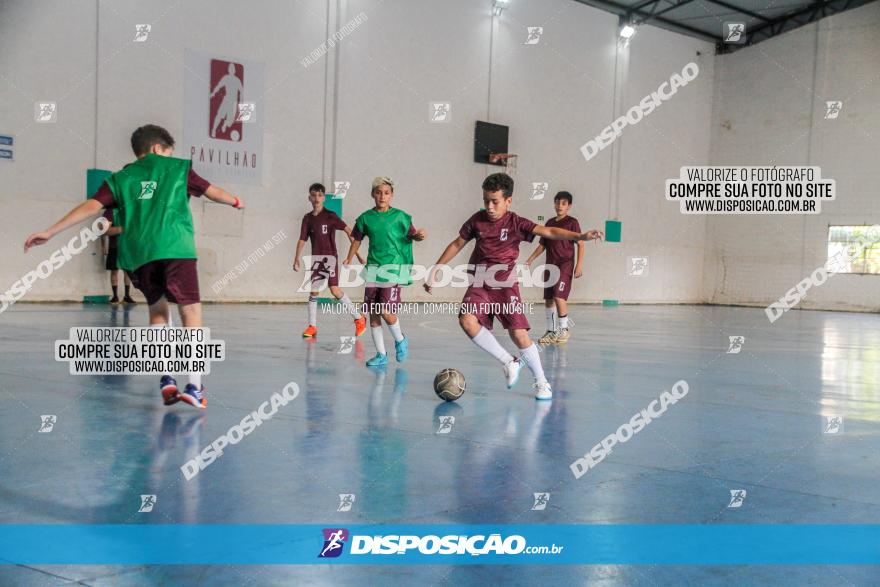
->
<box><xmin>1</xmin><ymin>0</ymin><xmax>879</xmax><ymax>585</ymax></box>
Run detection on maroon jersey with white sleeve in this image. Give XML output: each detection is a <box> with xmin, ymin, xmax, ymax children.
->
<box><xmin>458</xmin><ymin>210</ymin><xmax>537</xmax><ymax>282</ymax></box>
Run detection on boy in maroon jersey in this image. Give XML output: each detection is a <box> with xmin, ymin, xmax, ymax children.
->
<box><xmin>424</xmin><ymin>173</ymin><xmax>602</xmax><ymax>400</ymax></box>
<box><xmin>100</xmin><ymin>209</ymin><xmax>136</xmax><ymax>304</ymax></box>
<box><xmin>293</xmin><ymin>183</ymin><xmax>367</xmax><ymax>338</ymax></box>
<box><xmin>526</xmin><ymin>191</ymin><xmax>599</xmax><ymax>344</ymax></box>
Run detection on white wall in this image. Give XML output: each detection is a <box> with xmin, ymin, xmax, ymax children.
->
<box><xmin>604</xmin><ymin>24</ymin><xmax>714</xmax><ymax>303</ymax></box>
<box><xmin>92</xmin><ymin>0</ymin><xmax>329</xmax><ymax>302</ymax></box>
<box><xmin>704</xmin><ymin>1</ymin><xmax>880</xmax><ymax>312</ymax></box>
<box><xmin>0</xmin><ymin>0</ymin><xmax>101</xmax><ymax>299</ymax></box>
<box><xmin>0</xmin><ymin>0</ymin><xmax>715</xmax><ymax>304</ymax></box>
<box><xmin>333</xmin><ymin>0</ymin><xmax>715</xmax><ymax>303</ymax></box>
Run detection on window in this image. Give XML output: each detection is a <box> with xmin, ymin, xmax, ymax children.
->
<box><xmin>827</xmin><ymin>226</ymin><xmax>880</xmax><ymax>274</ymax></box>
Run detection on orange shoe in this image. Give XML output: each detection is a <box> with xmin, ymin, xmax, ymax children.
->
<box><xmin>302</xmin><ymin>325</ymin><xmax>317</xmax><ymax>338</ymax></box>
<box><xmin>354</xmin><ymin>317</ymin><xmax>367</xmax><ymax>337</ymax></box>
<box><xmin>180</xmin><ymin>383</ymin><xmax>207</xmax><ymax>409</ymax></box>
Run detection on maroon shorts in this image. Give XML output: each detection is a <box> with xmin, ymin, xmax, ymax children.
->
<box><xmin>308</xmin><ymin>261</ymin><xmax>339</xmax><ymax>289</ymax></box>
<box><xmin>461</xmin><ymin>284</ymin><xmax>530</xmax><ymax>331</ymax></box>
<box><xmin>127</xmin><ymin>259</ymin><xmax>200</xmax><ymax>306</ymax></box>
<box><xmin>544</xmin><ymin>261</ymin><xmax>574</xmax><ymax>301</ymax></box>
<box><xmin>364</xmin><ymin>283</ymin><xmax>401</xmax><ymax>315</ymax></box>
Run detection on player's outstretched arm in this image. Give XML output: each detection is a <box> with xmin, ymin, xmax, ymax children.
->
<box><xmin>204</xmin><ymin>185</ymin><xmax>244</xmax><ymax>209</ymax></box>
<box><xmin>24</xmin><ymin>198</ymin><xmax>104</xmax><ymax>252</ymax></box>
<box><xmin>533</xmin><ymin>226</ymin><xmax>603</xmax><ymax>242</ymax></box>
<box><xmin>410</xmin><ymin>228</ymin><xmax>427</xmax><ymax>242</ymax></box>
<box><xmin>525</xmin><ymin>243</ymin><xmax>546</xmax><ymax>267</ymax></box>
<box><xmin>533</xmin><ymin>225</ymin><xmax>576</xmax><ymax>241</ymax></box>
<box><xmin>424</xmin><ymin>236</ymin><xmax>467</xmax><ymax>293</ymax></box>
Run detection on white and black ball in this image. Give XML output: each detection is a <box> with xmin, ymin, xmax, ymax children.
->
<box><xmin>433</xmin><ymin>368</ymin><xmax>466</xmax><ymax>402</ymax></box>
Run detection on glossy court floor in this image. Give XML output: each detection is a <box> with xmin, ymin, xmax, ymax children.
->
<box><xmin>0</xmin><ymin>302</ymin><xmax>878</xmax><ymax>585</ymax></box>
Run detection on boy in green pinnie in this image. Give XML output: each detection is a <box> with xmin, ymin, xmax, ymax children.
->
<box><xmin>24</xmin><ymin>124</ymin><xmax>243</xmax><ymax>409</ymax></box>
<box><xmin>343</xmin><ymin>177</ymin><xmax>426</xmax><ymax>367</ymax></box>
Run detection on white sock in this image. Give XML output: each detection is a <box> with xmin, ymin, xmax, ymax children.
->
<box><xmin>545</xmin><ymin>307</ymin><xmax>556</xmax><ymax>331</ymax></box>
<box><xmin>520</xmin><ymin>343</ymin><xmax>548</xmax><ymax>384</ymax></box>
<box><xmin>559</xmin><ymin>315</ymin><xmax>569</xmax><ymax>330</ymax></box>
<box><xmin>371</xmin><ymin>326</ymin><xmax>386</xmax><ymax>355</ymax></box>
<box><xmin>471</xmin><ymin>327</ymin><xmax>514</xmax><ymax>365</ymax></box>
<box><xmin>387</xmin><ymin>319</ymin><xmax>404</xmax><ymax>342</ymax></box>
<box><xmin>340</xmin><ymin>294</ymin><xmax>360</xmax><ymax>319</ymax></box>
<box><xmin>308</xmin><ymin>296</ymin><xmax>318</xmax><ymax>327</ymax></box>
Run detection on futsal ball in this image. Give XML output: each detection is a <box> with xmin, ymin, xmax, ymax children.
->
<box><xmin>433</xmin><ymin>368</ymin><xmax>466</xmax><ymax>402</ymax></box>
<box><xmin>230</xmin><ymin>130</ymin><xmax>240</xmax><ymax>141</ymax></box>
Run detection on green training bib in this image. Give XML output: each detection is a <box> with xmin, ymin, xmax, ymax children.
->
<box><xmin>106</xmin><ymin>154</ymin><xmax>197</xmax><ymax>271</ymax></box>
<box><xmin>353</xmin><ymin>207</ymin><xmax>414</xmax><ymax>285</ymax></box>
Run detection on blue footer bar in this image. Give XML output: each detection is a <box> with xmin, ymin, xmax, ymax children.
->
<box><xmin>1</xmin><ymin>525</ymin><xmax>878</xmax><ymax>564</ymax></box>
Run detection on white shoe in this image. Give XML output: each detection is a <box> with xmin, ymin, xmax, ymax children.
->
<box><xmin>555</xmin><ymin>328</ymin><xmax>570</xmax><ymax>344</ymax></box>
<box><xmin>503</xmin><ymin>358</ymin><xmax>522</xmax><ymax>389</ymax></box>
<box><xmin>534</xmin><ymin>380</ymin><xmax>553</xmax><ymax>400</ymax></box>
<box><xmin>538</xmin><ymin>330</ymin><xmax>558</xmax><ymax>345</ymax></box>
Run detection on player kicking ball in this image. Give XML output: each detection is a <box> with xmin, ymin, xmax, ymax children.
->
<box><xmin>424</xmin><ymin>173</ymin><xmax>600</xmax><ymax>400</ymax></box>
<box><xmin>293</xmin><ymin>182</ymin><xmax>367</xmax><ymax>338</ymax></box>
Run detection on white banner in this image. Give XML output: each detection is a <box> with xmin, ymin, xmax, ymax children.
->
<box><xmin>183</xmin><ymin>49</ymin><xmax>264</xmax><ymax>185</ymax></box>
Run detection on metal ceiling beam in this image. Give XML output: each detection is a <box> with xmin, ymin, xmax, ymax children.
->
<box><xmin>703</xmin><ymin>0</ymin><xmax>772</xmax><ymax>22</ymax></box>
<box><xmin>571</xmin><ymin>0</ymin><xmax>878</xmax><ymax>52</ymax></box>
<box><xmin>716</xmin><ymin>0</ymin><xmax>877</xmax><ymax>53</ymax></box>
<box><xmin>625</xmin><ymin>0</ymin><xmax>702</xmax><ymax>22</ymax></box>
<box><xmin>572</xmin><ymin>0</ymin><xmax>719</xmax><ymax>41</ymax></box>
<box><xmin>630</xmin><ymin>0</ymin><xmax>663</xmax><ymax>12</ymax></box>
<box><xmin>637</xmin><ymin>0</ymin><xmax>699</xmax><ymax>21</ymax></box>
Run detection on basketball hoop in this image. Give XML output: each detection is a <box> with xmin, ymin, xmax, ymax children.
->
<box><xmin>489</xmin><ymin>153</ymin><xmax>518</xmax><ymax>176</ymax></box>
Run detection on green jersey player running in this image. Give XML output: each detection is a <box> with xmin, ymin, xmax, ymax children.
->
<box><xmin>343</xmin><ymin>177</ymin><xmax>426</xmax><ymax>367</ymax></box>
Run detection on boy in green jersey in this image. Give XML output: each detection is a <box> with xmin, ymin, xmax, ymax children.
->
<box><xmin>24</xmin><ymin>124</ymin><xmax>243</xmax><ymax>409</ymax></box>
<box><xmin>343</xmin><ymin>177</ymin><xmax>426</xmax><ymax>367</ymax></box>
